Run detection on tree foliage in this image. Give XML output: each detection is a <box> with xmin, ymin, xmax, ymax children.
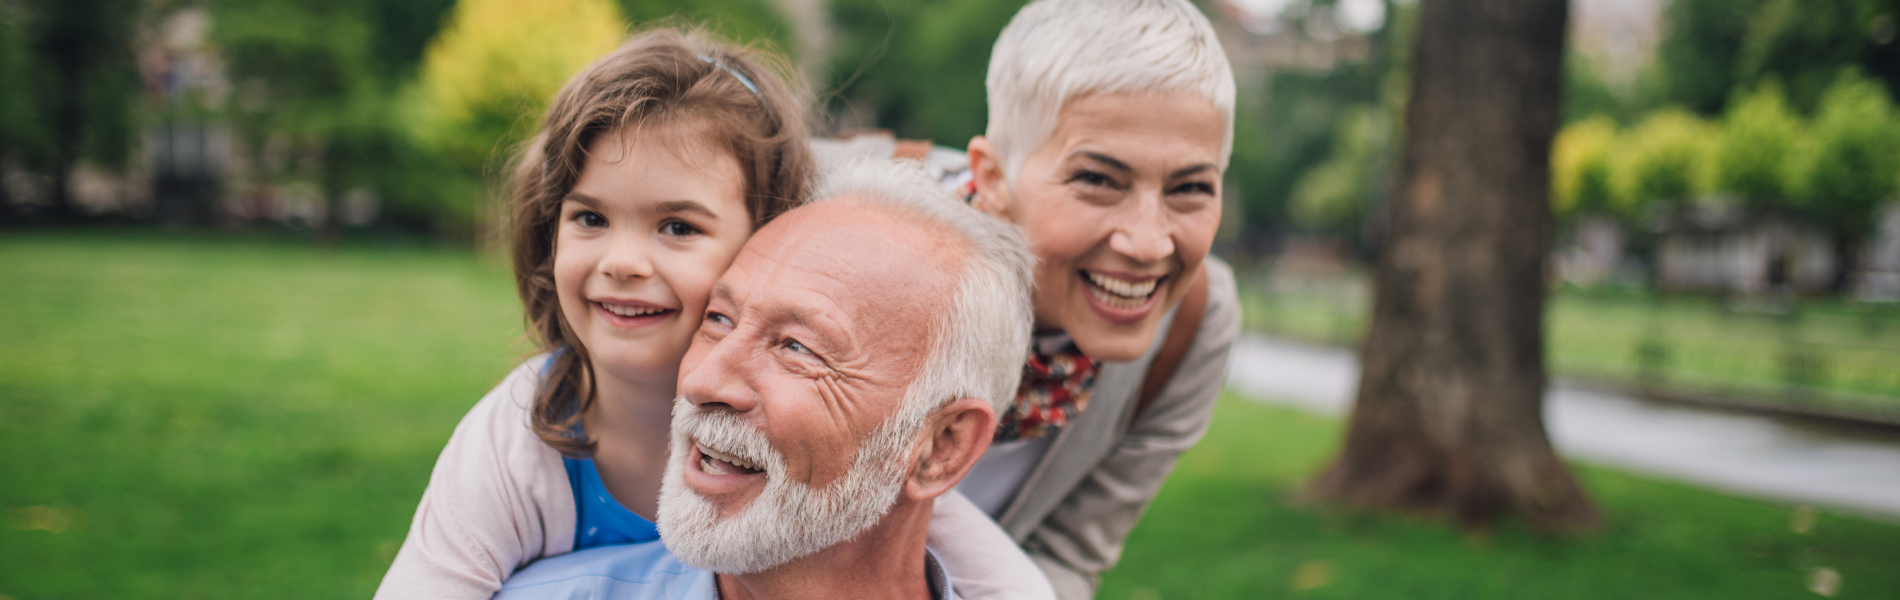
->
<box><xmin>1289</xmin><ymin>107</ymin><xmax>1390</xmax><ymax>235</ymax></box>
<box><xmin>1617</xmin><ymin>109</ymin><xmax>1717</xmax><ymax>213</ymax></box>
<box><xmin>1550</xmin><ymin>115</ymin><xmax>1620</xmax><ymax>218</ymax></box>
<box><xmin>1714</xmin><ymin>81</ymin><xmax>1804</xmax><ymax>207</ymax></box>
<box><xmin>0</xmin><ymin>0</ymin><xmax>143</xmax><ymax>218</ymax></box>
<box><xmin>1649</xmin><ymin>0</ymin><xmax>1900</xmax><ymax>115</ymax></box>
<box><xmin>823</xmin><ymin>0</ymin><xmax>1025</xmax><ymax>144</ymax></box>
<box><xmin>1796</xmin><ymin>70</ymin><xmax>1900</xmax><ymax>240</ymax></box>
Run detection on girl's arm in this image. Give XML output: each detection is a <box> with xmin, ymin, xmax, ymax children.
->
<box><xmin>928</xmin><ymin>488</ymin><xmax>1058</xmax><ymax>600</ymax></box>
<box><xmin>375</xmin><ymin>361</ymin><xmax>578</xmax><ymax>600</ymax></box>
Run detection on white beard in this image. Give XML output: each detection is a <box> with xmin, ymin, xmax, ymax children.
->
<box><xmin>656</xmin><ymin>396</ymin><xmax>921</xmax><ymax>574</ymax></box>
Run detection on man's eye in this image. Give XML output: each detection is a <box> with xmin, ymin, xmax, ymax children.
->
<box><xmin>660</xmin><ymin>220</ymin><xmax>703</xmax><ymax>238</ymax></box>
<box><xmin>784</xmin><ymin>339</ymin><xmax>813</xmax><ymax>355</ymax></box>
<box><xmin>576</xmin><ymin>211</ymin><xmax>607</xmax><ymax>228</ymax></box>
<box><xmin>1068</xmin><ymin>170</ymin><xmax>1115</xmax><ymax>188</ymax></box>
<box><xmin>706</xmin><ymin>312</ymin><xmax>733</xmax><ymax>327</ymax></box>
<box><xmin>1171</xmin><ymin>181</ymin><xmax>1216</xmax><ymax>196</ymax></box>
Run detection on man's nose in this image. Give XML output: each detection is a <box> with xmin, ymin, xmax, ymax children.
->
<box><xmin>598</xmin><ymin>233</ymin><xmax>655</xmax><ymax>280</ymax></box>
<box><xmin>1109</xmin><ymin>191</ymin><xmax>1176</xmax><ymax>264</ymax></box>
<box><xmin>677</xmin><ymin>331</ymin><xmax>761</xmax><ymax>414</ymax></box>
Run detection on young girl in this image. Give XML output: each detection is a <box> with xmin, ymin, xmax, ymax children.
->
<box><xmin>375</xmin><ymin>28</ymin><xmax>1048</xmax><ymax>599</ymax></box>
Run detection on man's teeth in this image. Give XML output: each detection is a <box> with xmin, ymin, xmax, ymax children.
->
<box><xmin>603</xmin><ymin>303</ymin><xmax>667</xmax><ymax>317</ymax></box>
<box><xmin>699</xmin><ymin>445</ymin><xmax>762</xmax><ymax>474</ymax></box>
<box><xmin>1084</xmin><ymin>271</ymin><xmax>1158</xmax><ymax>299</ymax></box>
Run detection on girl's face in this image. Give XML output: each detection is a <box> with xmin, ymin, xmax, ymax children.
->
<box><xmin>971</xmin><ymin>91</ymin><xmax>1224</xmax><ymax>362</ymax></box>
<box><xmin>554</xmin><ymin>123</ymin><xmax>752</xmax><ymax>389</ymax></box>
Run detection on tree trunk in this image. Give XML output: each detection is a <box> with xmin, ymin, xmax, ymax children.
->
<box><xmin>1307</xmin><ymin>0</ymin><xmax>1599</xmax><ymax>532</ymax></box>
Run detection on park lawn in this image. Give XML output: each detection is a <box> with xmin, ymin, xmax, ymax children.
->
<box><xmin>0</xmin><ymin>229</ymin><xmax>529</xmax><ymax>599</ymax></box>
<box><xmin>1242</xmin><ymin>278</ymin><xmax>1900</xmax><ymax>413</ymax></box>
<box><xmin>3</xmin><ymin>231</ymin><xmax>1897</xmax><ymax>599</ymax></box>
<box><xmin>1099</xmin><ymin>395</ymin><xmax>1900</xmax><ymax>599</ymax></box>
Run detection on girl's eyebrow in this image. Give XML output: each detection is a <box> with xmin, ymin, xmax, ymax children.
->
<box><xmin>655</xmin><ymin>200</ymin><xmax>720</xmax><ymax>219</ymax></box>
<box><xmin>562</xmin><ymin>193</ymin><xmax>602</xmax><ymax>209</ymax></box>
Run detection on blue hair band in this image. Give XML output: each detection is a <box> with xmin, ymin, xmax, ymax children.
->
<box><xmin>698</xmin><ymin>54</ymin><xmax>760</xmax><ymax>95</ymax></box>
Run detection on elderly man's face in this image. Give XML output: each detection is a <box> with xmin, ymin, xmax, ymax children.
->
<box><xmin>659</xmin><ymin>199</ymin><xmax>963</xmax><ymax>571</ymax></box>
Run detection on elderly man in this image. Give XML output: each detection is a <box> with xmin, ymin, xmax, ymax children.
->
<box><xmin>492</xmin><ymin>160</ymin><xmax>1042</xmax><ymax>600</ymax></box>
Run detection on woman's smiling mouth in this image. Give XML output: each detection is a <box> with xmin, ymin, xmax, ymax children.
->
<box><xmin>1081</xmin><ymin>270</ymin><xmax>1164</xmax><ymax>310</ymax></box>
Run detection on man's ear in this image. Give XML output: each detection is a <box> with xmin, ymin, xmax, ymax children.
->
<box><xmin>965</xmin><ymin>136</ymin><xmax>1011</xmax><ymax>218</ymax></box>
<box><xmin>904</xmin><ymin>397</ymin><xmax>996</xmax><ymax>502</ymax></box>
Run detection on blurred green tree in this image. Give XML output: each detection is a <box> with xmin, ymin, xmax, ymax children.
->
<box><xmin>1550</xmin><ymin>115</ymin><xmax>1623</xmax><ymax>219</ymax></box>
<box><xmin>211</xmin><ymin>0</ymin><xmax>459</xmax><ymax>237</ymax></box>
<box><xmin>1713</xmin><ymin>80</ymin><xmax>1804</xmax><ymax>209</ymax></box>
<box><xmin>404</xmin><ymin>0</ymin><xmax>625</xmax><ymax>235</ymax></box>
<box><xmin>1617</xmin><ymin>108</ymin><xmax>1716</xmax><ymax>213</ymax></box>
<box><xmin>1289</xmin><ymin>107</ymin><xmax>1391</xmax><ymax>236</ymax></box>
<box><xmin>1649</xmin><ymin>0</ymin><xmax>1900</xmax><ymax>115</ymax></box>
<box><xmin>823</xmin><ymin>0</ymin><xmax>1024</xmax><ymax>144</ymax></box>
<box><xmin>1795</xmin><ymin>69</ymin><xmax>1900</xmax><ymax>290</ymax></box>
<box><xmin>0</xmin><ymin>0</ymin><xmax>142</xmax><ymax>221</ymax></box>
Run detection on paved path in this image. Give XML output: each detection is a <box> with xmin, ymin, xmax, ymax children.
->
<box><xmin>1226</xmin><ymin>334</ymin><xmax>1900</xmax><ymax>520</ymax></box>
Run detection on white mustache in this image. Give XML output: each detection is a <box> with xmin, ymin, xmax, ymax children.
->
<box><xmin>671</xmin><ymin>396</ymin><xmax>785</xmax><ymax>480</ymax></box>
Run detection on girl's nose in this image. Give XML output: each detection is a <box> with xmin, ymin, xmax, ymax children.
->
<box><xmin>598</xmin><ymin>235</ymin><xmax>655</xmax><ymax>280</ymax></box>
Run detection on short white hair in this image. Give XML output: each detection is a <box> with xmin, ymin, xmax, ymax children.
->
<box><xmin>809</xmin><ymin>159</ymin><xmax>1036</xmax><ymax>425</ymax></box>
<box><xmin>985</xmin><ymin>0</ymin><xmax>1237</xmax><ymax>183</ymax></box>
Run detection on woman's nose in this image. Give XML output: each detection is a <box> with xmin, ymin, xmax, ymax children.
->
<box><xmin>1109</xmin><ymin>195</ymin><xmax>1175</xmax><ymax>264</ymax></box>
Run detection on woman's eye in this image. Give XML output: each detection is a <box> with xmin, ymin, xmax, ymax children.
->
<box><xmin>784</xmin><ymin>339</ymin><xmax>813</xmax><ymax>355</ymax></box>
<box><xmin>660</xmin><ymin>220</ymin><xmax>703</xmax><ymax>238</ymax></box>
<box><xmin>576</xmin><ymin>211</ymin><xmax>607</xmax><ymax>228</ymax></box>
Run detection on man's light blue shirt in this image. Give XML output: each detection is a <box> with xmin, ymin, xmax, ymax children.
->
<box><xmin>495</xmin><ymin>541</ymin><xmax>960</xmax><ymax>600</ymax></box>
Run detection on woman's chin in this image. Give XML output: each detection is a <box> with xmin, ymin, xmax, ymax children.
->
<box><xmin>1064</xmin><ymin>316</ymin><xmax>1163</xmax><ymax>362</ymax></box>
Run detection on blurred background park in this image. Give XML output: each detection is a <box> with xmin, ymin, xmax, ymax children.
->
<box><xmin>3</xmin><ymin>0</ymin><xmax>1900</xmax><ymax>598</ymax></box>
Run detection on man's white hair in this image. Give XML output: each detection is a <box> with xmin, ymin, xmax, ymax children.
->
<box><xmin>985</xmin><ymin>0</ymin><xmax>1236</xmax><ymax>183</ymax></box>
<box><xmin>810</xmin><ymin>159</ymin><xmax>1037</xmax><ymax>429</ymax></box>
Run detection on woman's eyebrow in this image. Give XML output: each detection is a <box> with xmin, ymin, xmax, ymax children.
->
<box><xmin>655</xmin><ymin>199</ymin><xmax>720</xmax><ymax>219</ymax></box>
<box><xmin>1072</xmin><ymin>151</ymin><xmax>1133</xmax><ymax>174</ymax></box>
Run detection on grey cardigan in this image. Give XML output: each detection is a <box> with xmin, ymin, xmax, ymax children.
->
<box><xmin>992</xmin><ymin>257</ymin><xmax>1242</xmax><ymax>599</ymax></box>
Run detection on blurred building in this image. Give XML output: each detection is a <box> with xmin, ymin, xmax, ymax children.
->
<box><xmin>1654</xmin><ymin>203</ymin><xmax>1838</xmax><ymax>295</ymax></box>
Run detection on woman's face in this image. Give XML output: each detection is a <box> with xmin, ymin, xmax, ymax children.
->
<box><xmin>972</xmin><ymin>91</ymin><xmax>1224</xmax><ymax>362</ymax></box>
<box><xmin>554</xmin><ymin>122</ymin><xmax>753</xmax><ymax>389</ymax></box>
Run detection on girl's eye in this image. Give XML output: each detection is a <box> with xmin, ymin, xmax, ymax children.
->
<box><xmin>785</xmin><ymin>339</ymin><xmax>813</xmax><ymax>355</ymax></box>
<box><xmin>576</xmin><ymin>211</ymin><xmax>607</xmax><ymax>228</ymax></box>
<box><xmin>660</xmin><ymin>220</ymin><xmax>703</xmax><ymax>238</ymax></box>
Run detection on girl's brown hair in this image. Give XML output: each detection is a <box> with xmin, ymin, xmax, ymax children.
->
<box><xmin>508</xmin><ymin>28</ymin><xmax>813</xmax><ymax>456</ymax></box>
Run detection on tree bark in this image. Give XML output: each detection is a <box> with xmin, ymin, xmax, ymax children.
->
<box><xmin>1307</xmin><ymin>0</ymin><xmax>1599</xmax><ymax>531</ymax></box>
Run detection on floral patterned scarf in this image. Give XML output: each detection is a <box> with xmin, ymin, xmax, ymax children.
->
<box><xmin>993</xmin><ymin>334</ymin><xmax>1101</xmax><ymax>443</ymax></box>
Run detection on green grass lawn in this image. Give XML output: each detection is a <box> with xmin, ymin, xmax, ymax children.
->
<box><xmin>1244</xmin><ymin>275</ymin><xmax>1900</xmax><ymax>414</ymax></box>
<box><xmin>4</xmin><ymin>231</ymin><xmax>1897</xmax><ymax>599</ymax></box>
<box><xmin>1099</xmin><ymin>396</ymin><xmax>1900</xmax><ymax>599</ymax></box>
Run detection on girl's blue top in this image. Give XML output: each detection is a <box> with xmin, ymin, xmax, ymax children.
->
<box><xmin>543</xmin><ymin>352</ymin><xmax>661</xmax><ymax>550</ymax></box>
<box><xmin>563</xmin><ymin>456</ymin><xmax>660</xmax><ymax>550</ymax></box>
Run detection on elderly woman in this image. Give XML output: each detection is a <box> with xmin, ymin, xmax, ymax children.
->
<box><xmin>947</xmin><ymin>0</ymin><xmax>1242</xmax><ymax>597</ymax></box>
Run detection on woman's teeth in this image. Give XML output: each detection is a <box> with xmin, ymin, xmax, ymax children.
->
<box><xmin>698</xmin><ymin>445</ymin><xmax>763</xmax><ymax>475</ymax></box>
<box><xmin>1084</xmin><ymin>271</ymin><xmax>1159</xmax><ymax>309</ymax></box>
<box><xmin>602</xmin><ymin>303</ymin><xmax>668</xmax><ymax>317</ymax></box>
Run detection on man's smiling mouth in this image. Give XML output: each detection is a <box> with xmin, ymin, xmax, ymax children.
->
<box><xmin>697</xmin><ymin>443</ymin><xmax>764</xmax><ymax>476</ymax></box>
<box><xmin>1082</xmin><ymin>270</ymin><xmax>1162</xmax><ymax>310</ymax></box>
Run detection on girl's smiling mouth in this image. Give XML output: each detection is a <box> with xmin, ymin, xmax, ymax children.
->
<box><xmin>592</xmin><ymin>299</ymin><xmax>678</xmax><ymax>328</ymax></box>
